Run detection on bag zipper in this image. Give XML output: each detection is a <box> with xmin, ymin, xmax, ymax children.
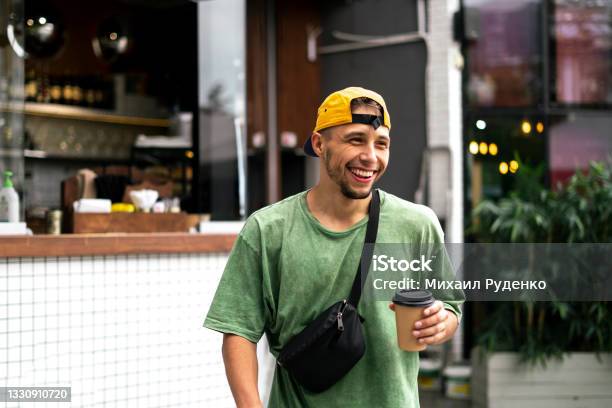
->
<box><xmin>337</xmin><ymin>299</ymin><xmax>348</xmax><ymax>331</ymax></box>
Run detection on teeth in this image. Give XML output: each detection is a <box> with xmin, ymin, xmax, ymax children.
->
<box><xmin>350</xmin><ymin>168</ymin><xmax>374</xmax><ymax>178</ymax></box>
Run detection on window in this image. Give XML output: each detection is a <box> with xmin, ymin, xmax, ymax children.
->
<box><xmin>551</xmin><ymin>0</ymin><xmax>612</xmax><ymax>107</ymax></box>
<box><xmin>464</xmin><ymin>0</ymin><xmax>543</xmax><ymax>107</ymax></box>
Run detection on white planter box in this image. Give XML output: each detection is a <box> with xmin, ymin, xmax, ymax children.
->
<box><xmin>471</xmin><ymin>348</ymin><xmax>612</xmax><ymax>408</ymax></box>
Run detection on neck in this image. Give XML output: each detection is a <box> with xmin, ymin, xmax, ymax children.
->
<box><xmin>307</xmin><ymin>180</ymin><xmax>371</xmax><ymax>226</ymax></box>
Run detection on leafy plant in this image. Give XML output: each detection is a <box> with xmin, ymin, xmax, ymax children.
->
<box><xmin>470</xmin><ymin>160</ymin><xmax>612</xmax><ymax>365</ymax></box>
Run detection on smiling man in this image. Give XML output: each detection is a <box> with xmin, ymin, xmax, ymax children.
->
<box><xmin>204</xmin><ymin>87</ymin><xmax>464</xmax><ymax>407</ymax></box>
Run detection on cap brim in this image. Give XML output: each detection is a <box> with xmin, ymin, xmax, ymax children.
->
<box><xmin>303</xmin><ymin>137</ymin><xmax>318</xmax><ymax>157</ymax></box>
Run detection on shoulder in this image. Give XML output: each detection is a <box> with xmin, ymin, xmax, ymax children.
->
<box><xmin>379</xmin><ymin>190</ymin><xmax>444</xmax><ymax>240</ymax></box>
<box><xmin>238</xmin><ymin>191</ymin><xmax>305</xmax><ymax>245</ymax></box>
<box><xmin>249</xmin><ymin>191</ymin><xmax>304</xmax><ymax>227</ymax></box>
<box><xmin>380</xmin><ymin>190</ymin><xmax>440</xmax><ymax>224</ymax></box>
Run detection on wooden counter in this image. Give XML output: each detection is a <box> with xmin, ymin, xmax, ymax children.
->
<box><xmin>0</xmin><ymin>233</ymin><xmax>237</xmax><ymax>257</ymax></box>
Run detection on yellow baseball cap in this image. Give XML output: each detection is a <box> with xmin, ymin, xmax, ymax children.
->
<box><xmin>304</xmin><ymin>86</ymin><xmax>391</xmax><ymax>157</ymax></box>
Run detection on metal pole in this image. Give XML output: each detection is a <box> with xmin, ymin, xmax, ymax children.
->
<box><xmin>266</xmin><ymin>0</ymin><xmax>279</xmax><ymax>204</ymax></box>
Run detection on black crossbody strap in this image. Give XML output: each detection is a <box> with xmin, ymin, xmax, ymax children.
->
<box><xmin>347</xmin><ymin>189</ymin><xmax>380</xmax><ymax>306</ymax></box>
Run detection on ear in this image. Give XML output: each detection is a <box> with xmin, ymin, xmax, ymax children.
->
<box><xmin>311</xmin><ymin>131</ymin><xmax>325</xmax><ymax>157</ymax></box>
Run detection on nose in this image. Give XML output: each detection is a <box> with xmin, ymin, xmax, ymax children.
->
<box><xmin>359</xmin><ymin>141</ymin><xmax>377</xmax><ymax>164</ymax></box>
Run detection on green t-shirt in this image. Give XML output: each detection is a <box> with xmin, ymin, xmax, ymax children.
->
<box><xmin>204</xmin><ymin>189</ymin><xmax>464</xmax><ymax>407</ymax></box>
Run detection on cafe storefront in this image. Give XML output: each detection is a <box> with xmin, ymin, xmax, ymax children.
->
<box><xmin>0</xmin><ymin>1</ymin><xmax>273</xmax><ymax>405</ymax></box>
<box><xmin>1</xmin><ymin>0</ymin><xmax>465</xmax><ymax>405</ymax></box>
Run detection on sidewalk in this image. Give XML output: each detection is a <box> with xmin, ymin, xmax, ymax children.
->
<box><xmin>420</xmin><ymin>391</ymin><xmax>470</xmax><ymax>408</ymax></box>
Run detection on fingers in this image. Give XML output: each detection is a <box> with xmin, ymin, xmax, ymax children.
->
<box><xmin>412</xmin><ymin>303</ymin><xmax>451</xmax><ymax>345</ymax></box>
<box><xmin>413</xmin><ymin>321</ymin><xmax>446</xmax><ymax>339</ymax></box>
<box><xmin>423</xmin><ymin>301</ymin><xmax>443</xmax><ymax>317</ymax></box>
<box><xmin>416</xmin><ymin>328</ymin><xmax>447</xmax><ymax>345</ymax></box>
<box><xmin>414</xmin><ymin>307</ymin><xmax>448</xmax><ymax>330</ymax></box>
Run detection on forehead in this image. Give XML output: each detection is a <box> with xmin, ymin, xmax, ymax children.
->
<box><xmin>335</xmin><ymin>121</ymin><xmax>390</xmax><ymax>138</ymax></box>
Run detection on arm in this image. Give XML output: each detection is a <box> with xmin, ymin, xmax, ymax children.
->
<box><xmin>222</xmin><ymin>334</ymin><xmax>263</xmax><ymax>408</ymax></box>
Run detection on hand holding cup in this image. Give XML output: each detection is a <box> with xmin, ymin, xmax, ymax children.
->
<box><xmin>389</xmin><ymin>290</ymin><xmax>456</xmax><ymax>350</ymax></box>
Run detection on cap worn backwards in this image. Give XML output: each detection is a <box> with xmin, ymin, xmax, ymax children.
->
<box><xmin>303</xmin><ymin>86</ymin><xmax>391</xmax><ymax>157</ymax></box>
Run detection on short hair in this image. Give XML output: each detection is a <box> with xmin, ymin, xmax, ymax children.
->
<box><xmin>350</xmin><ymin>97</ymin><xmax>383</xmax><ymax>116</ymax></box>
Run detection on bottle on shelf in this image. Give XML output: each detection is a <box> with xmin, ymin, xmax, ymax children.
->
<box><xmin>62</xmin><ymin>71</ymin><xmax>74</xmax><ymax>105</ymax></box>
<box><xmin>84</xmin><ymin>76</ymin><xmax>96</xmax><ymax>107</ymax></box>
<box><xmin>73</xmin><ymin>75</ymin><xmax>84</xmax><ymax>106</ymax></box>
<box><xmin>42</xmin><ymin>72</ymin><xmax>51</xmax><ymax>103</ymax></box>
<box><xmin>49</xmin><ymin>75</ymin><xmax>62</xmax><ymax>104</ymax></box>
<box><xmin>0</xmin><ymin>170</ymin><xmax>20</xmax><ymax>223</ymax></box>
<box><xmin>36</xmin><ymin>72</ymin><xmax>45</xmax><ymax>103</ymax></box>
<box><xmin>25</xmin><ymin>69</ymin><xmax>37</xmax><ymax>102</ymax></box>
<box><xmin>94</xmin><ymin>77</ymin><xmax>105</xmax><ymax>108</ymax></box>
<box><xmin>58</xmin><ymin>75</ymin><xmax>66</xmax><ymax>104</ymax></box>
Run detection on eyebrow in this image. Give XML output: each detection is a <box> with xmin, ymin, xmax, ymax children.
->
<box><xmin>343</xmin><ymin>132</ymin><xmax>390</xmax><ymax>141</ymax></box>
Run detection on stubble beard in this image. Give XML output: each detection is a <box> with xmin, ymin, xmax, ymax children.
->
<box><xmin>323</xmin><ymin>149</ymin><xmax>372</xmax><ymax>200</ymax></box>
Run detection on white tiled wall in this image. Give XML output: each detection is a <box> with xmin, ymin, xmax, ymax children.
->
<box><xmin>0</xmin><ymin>253</ymin><xmax>271</xmax><ymax>407</ymax></box>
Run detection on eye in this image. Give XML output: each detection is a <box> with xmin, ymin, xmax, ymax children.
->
<box><xmin>377</xmin><ymin>141</ymin><xmax>389</xmax><ymax>149</ymax></box>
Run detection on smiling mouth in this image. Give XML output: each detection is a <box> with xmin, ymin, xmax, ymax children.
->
<box><xmin>348</xmin><ymin>167</ymin><xmax>377</xmax><ymax>183</ymax></box>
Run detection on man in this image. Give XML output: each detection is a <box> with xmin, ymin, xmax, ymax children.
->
<box><xmin>204</xmin><ymin>87</ymin><xmax>464</xmax><ymax>407</ymax></box>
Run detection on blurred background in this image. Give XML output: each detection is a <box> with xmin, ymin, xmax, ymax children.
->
<box><xmin>1</xmin><ymin>0</ymin><xmax>611</xmax><ymax>406</ymax></box>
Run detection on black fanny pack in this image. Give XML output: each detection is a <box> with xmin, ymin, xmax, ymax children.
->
<box><xmin>277</xmin><ymin>190</ymin><xmax>380</xmax><ymax>393</ymax></box>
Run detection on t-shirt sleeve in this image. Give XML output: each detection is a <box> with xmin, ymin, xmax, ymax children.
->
<box><xmin>203</xmin><ymin>222</ymin><xmax>267</xmax><ymax>343</ymax></box>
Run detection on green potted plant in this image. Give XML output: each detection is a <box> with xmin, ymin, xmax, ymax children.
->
<box><xmin>468</xmin><ymin>161</ymin><xmax>612</xmax><ymax>407</ymax></box>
